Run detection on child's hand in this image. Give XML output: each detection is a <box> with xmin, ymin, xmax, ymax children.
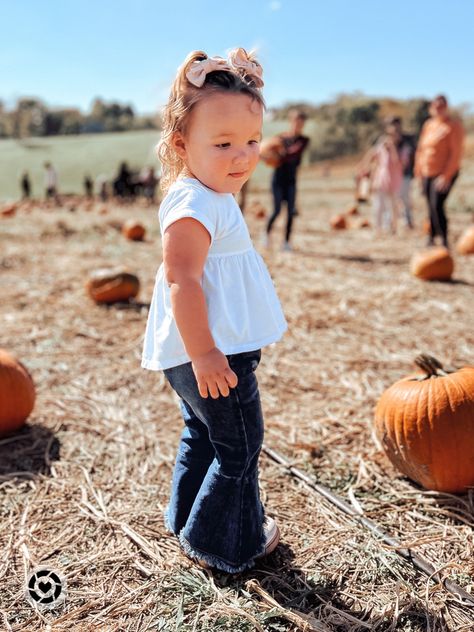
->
<box><xmin>191</xmin><ymin>347</ymin><xmax>238</xmax><ymax>398</ymax></box>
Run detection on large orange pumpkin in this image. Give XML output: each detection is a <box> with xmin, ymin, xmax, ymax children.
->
<box><xmin>410</xmin><ymin>247</ymin><xmax>454</xmax><ymax>281</ymax></box>
<box><xmin>86</xmin><ymin>268</ymin><xmax>140</xmax><ymax>303</ymax></box>
<box><xmin>259</xmin><ymin>136</ymin><xmax>285</xmax><ymax>168</ymax></box>
<box><xmin>374</xmin><ymin>354</ymin><xmax>474</xmax><ymax>493</ymax></box>
<box><xmin>122</xmin><ymin>219</ymin><xmax>146</xmax><ymax>241</ymax></box>
<box><xmin>0</xmin><ymin>349</ymin><xmax>36</xmax><ymax>435</ymax></box>
<box><xmin>456</xmin><ymin>226</ymin><xmax>474</xmax><ymax>255</ymax></box>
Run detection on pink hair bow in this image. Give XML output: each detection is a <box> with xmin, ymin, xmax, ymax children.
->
<box><xmin>185</xmin><ymin>57</ymin><xmax>232</xmax><ymax>87</ymax></box>
<box><xmin>228</xmin><ymin>48</ymin><xmax>264</xmax><ymax>87</ymax></box>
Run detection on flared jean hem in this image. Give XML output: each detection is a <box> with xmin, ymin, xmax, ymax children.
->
<box><xmin>164</xmin><ymin>506</ymin><xmax>268</xmax><ymax>574</ymax></box>
<box><xmin>178</xmin><ymin>530</ymin><xmax>266</xmax><ymax>574</ymax></box>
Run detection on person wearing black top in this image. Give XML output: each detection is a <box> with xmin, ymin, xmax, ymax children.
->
<box><xmin>20</xmin><ymin>171</ymin><xmax>31</xmax><ymax>199</ymax></box>
<box><xmin>264</xmin><ymin>110</ymin><xmax>309</xmax><ymax>251</ymax></box>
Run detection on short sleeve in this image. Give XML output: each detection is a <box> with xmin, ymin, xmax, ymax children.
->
<box><xmin>160</xmin><ymin>182</ymin><xmax>217</xmax><ymax>243</ymax></box>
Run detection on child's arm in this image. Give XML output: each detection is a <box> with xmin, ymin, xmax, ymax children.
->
<box><xmin>163</xmin><ymin>217</ymin><xmax>238</xmax><ymax>399</ymax></box>
<box><xmin>357</xmin><ymin>146</ymin><xmax>376</xmax><ymax>177</ymax></box>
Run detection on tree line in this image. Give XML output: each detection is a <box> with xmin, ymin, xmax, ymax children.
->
<box><xmin>0</xmin><ymin>98</ymin><xmax>159</xmax><ymax>138</ymax></box>
<box><xmin>1</xmin><ymin>93</ymin><xmax>471</xmax><ymax>163</ymax></box>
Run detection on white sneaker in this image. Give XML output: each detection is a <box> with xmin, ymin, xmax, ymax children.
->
<box><xmin>255</xmin><ymin>516</ymin><xmax>280</xmax><ymax>558</ymax></box>
<box><xmin>282</xmin><ymin>241</ymin><xmax>292</xmax><ymax>252</ymax></box>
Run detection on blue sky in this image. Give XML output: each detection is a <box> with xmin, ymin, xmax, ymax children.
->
<box><xmin>2</xmin><ymin>0</ymin><xmax>474</xmax><ymax>114</ymax></box>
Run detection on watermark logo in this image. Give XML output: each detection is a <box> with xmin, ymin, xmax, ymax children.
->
<box><xmin>26</xmin><ymin>567</ymin><xmax>66</xmax><ymax>610</ymax></box>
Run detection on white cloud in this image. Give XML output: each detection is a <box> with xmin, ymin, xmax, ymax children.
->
<box><xmin>269</xmin><ymin>1</ymin><xmax>282</xmax><ymax>11</ymax></box>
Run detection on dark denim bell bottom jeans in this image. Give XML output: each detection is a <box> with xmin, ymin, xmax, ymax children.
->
<box><xmin>163</xmin><ymin>349</ymin><xmax>267</xmax><ymax>573</ymax></box>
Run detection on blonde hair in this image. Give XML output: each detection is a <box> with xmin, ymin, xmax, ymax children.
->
<box><xmin>158</xmin><ymin>48</ymin><xmax>265</xmax><ymax>193</ymax></box>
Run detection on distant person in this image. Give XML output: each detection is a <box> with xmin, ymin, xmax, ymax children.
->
<box><xmin>96</xmin><ymin>174</ymin><xmax>109</xmax><ymax>202</ymax></box>
<box><xmin>264</xmin><ymin>109</ymin><xmax>310</xmax><ymax>251</ymax></box>
<box><xmin>43</xmin><ymin>162</ymin><xmax>60</xmax><ymax>204</ymax></box>
<box><xmin>20</xmin><ymin>171</ymin><xmax>31</xmax><ymax>199</ymax></box>
<box><xmin>359</xmin><ymin>122</ymin><xmax>408</xmax><ymax>235</ymax></box>
<box><xmin>414</xmin><ymin>94</ymin><xmax>464</xmax><ymax>248</ymax></box>
<box><xmin>83</xmin><ymin>174</ymin><xmax>94</xmax><ymax>198</ymax></box>
<box><xmin>390</xmin><ymin>116</ymin><xmax>417</xmax><ymax>229</ymax></box>
<box><xmin>141</xmin><ymin>166</ymin><xmax>159</xmax><ymax>204</ymax></box>
<box><xmin>113</xmin><ymin>161</ymin><xmax>132</xmax><ymax>198</ymax></box>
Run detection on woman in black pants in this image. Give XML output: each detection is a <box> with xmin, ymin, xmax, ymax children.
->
<box><xmin>422</xmin><ymin>172</ymin><xmax>458</xmax><ymax>247</ymax></box>
<box><xmin>414</xmin><ymin>95</ymin><xmax>464</xmax><ymax>248</ymax></box>
<box><xmin>264</xmin><ymin>110</ymin><xmax>309</xmax><ymax>252</ymax></box>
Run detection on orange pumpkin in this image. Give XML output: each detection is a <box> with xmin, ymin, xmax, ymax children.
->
<box><xmin>330</xmin><ymin>214</ymin><xmax>347</xmax><ymax>230</ymax></box>
<box><xmin>0</xmin><ymin>349</ymin><xmax>35</xmax><ymax>435</ymax></box>
<box><xmin>86</xmin><ymin>268</ymin><xmax>140</xmax><ymax>303</ymax></box>
<box><xmin>410</xmin><ymin>247</ymin><xmax>454</xmax><ymax>281</ymax></box>
<box><xmin>122</xmin><ymin>219</ymin><xmax>146</xmax><ymax>241</ymax></box>
<box><xmin>346</xmin><ymin>206</ymin><xmax>359</xmax><ymax>216</ymax></box>
<box><xmin>249</xmin><ymin>201</ymin><xmax>266</xmax><ymax>219</ymax></box>
<box><xmin>259</xmin><ymin>136</ymin><xmax>285</xmax><ymax>168</ymax></box>
<box><xmin>1</xmin><ymin>204</ymin><xmax>17</xmax><ymax>218</ymax></box>
<box><xmin>374</xmin><ymin>354</ymin><xmax>474</xmax><ymax>492</ymax></box>
<box><xmin>456</xmin><ymin>226</ymin><xmax>474</xmax><ymax>255</ymax></box>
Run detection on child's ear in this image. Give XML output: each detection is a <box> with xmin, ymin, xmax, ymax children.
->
<box><xmin>171</xmin><ymin>132</ymin><xmax>187</xmax><ymax>159</ymax></box>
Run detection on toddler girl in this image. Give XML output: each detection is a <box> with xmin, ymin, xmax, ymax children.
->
<box><xmin>141</xmin><ymin>48</ymin><xmax>287</xmax><ymax>573</ymax></box>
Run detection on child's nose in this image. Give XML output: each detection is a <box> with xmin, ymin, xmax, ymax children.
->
<box><xmin>233</xmin><ymin>147</ymin><xmax>251</xmax><ymax>164</ymax></box>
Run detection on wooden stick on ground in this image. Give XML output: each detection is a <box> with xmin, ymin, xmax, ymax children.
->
<box><xmin>262</xmin><ymin>443</ymin><xmax>474</xmax><ymax>609</ymax></box>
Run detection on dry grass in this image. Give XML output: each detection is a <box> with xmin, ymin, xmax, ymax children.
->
<box><xmin>1</xmin><ymin>159</ymin><xmax>474</xmax><ymax>631</ymax></box>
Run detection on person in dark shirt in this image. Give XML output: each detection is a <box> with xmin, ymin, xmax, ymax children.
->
<box><xmin>264</xmin><ymin>109</ymin><xmax>310</xmax><ymax>251</ymax></box>
<box><xmin>84</xmin><ymin>174</ymin><xmax>94</xmax><ymax>198</ymax></box>
<box><xmin>20</xmin><ymin>171</ymin><xmax>31</xmax><ymax>199</ymax></box>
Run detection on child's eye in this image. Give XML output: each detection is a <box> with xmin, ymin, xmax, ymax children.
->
<box><xmin>216</xmin><ymin>143</ymin><xmax>231</xmax><ymax>148</ymax></box>
<box><xmin>248</xmin><ymin>139</ymin><xmax>259</xmax><ymax>145</ymax></box>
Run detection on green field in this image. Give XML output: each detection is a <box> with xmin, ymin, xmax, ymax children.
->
<box><xmin>0</xmin><ymin>120</ymin><xmax>317</xmax><ymax>201</ymax></box>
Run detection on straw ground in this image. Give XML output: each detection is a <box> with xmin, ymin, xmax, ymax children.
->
<box><xmin>1</xmin><ymin>158</ymin><xmax>474</xmax><ymax>630</ymax></box>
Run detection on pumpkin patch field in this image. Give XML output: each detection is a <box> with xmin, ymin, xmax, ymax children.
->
<box><xmin>1</xmin><ymin>159</ymin><xmax>474</xmax><ymax>631</ymax></box>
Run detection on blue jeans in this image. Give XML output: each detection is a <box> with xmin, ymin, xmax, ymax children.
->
<box><xmin>163</xmin><ymin>349</ymin><xmax>267</xmax><ymax>573</ymax></box>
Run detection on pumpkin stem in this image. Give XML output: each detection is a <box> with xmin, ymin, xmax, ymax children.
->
<box><xmin>414</xmin><ymin>354</ymin><xmax>449</xmax><ymax>377</ymax></box>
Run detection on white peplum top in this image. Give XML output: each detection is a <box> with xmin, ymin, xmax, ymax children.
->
<box><xmin>141</xmin><ymin>177</ymin><xmax>287</xmax><ymax>371</ymax></box>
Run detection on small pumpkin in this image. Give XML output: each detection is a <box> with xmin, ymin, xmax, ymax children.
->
<box><xmin>410</xmin><ymin>247</ymin><xmax>454</xmax><ymax>281</ymax></box>
<box><xmin>122</xmin><ymin>219</ymin><xmax>146</xmax><ymax>241</ymax></box>
<box><xmin>259</xmin><ymin>136</ymin><xmax>285</xmax><ymax>168</ymax></box>
<box><xmin>346</xmin><ymin>206</ymin><xmax>359</xmax><ymax>216</ymax></box>
<box><xmin>456</xmin><ymin>226</ymin><xmax>474</xmax><ymax>255</ymax></box>
<box><xmin>0</xmin><ymin>349</ymin><xmax>36</xmax><ymax>435</ymax></box>
<box><xmin>249</xmin><ymin>201</ymin><xmax>266</xmax><ymax>219</ymax></box>
<box><xmin>86</xmin><ymin>268</ymin><xmax>140</xmax><ymax>303</ymax></box>
<box><xmin>356</xmin><ymin>218</ymin><xmax>371</xmax><ymax>229</ymax></box>
<box><xmin>374</xmin><ymin>354</ymin><xmax>474</xmax><ymax>492</ymax></box>
<box><xmin>1</xmin><ymin>204</ymin><xmax>17</xmax><ymax>218</ymax></box>
<box><xmin>330</xmin><ymin>214</ymin><xmax>347</xmax><ymax>230</ymax></box>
